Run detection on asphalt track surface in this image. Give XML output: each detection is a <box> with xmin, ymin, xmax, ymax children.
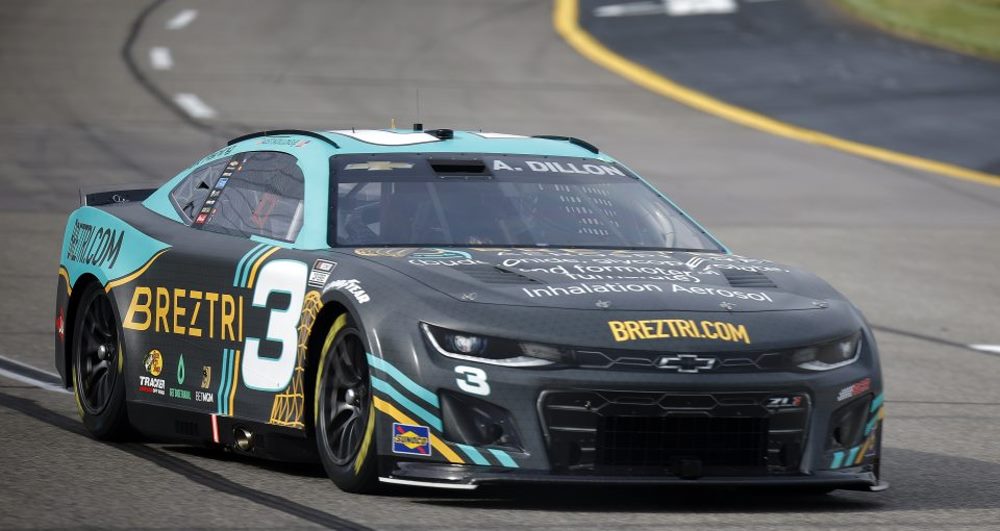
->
<box><xmin>2</xmin><ymin>1</ymin><xmax>1000</xmax><ymax>529</ymax></box>
<box><xmin>581</xmin><ymin>0</ymin><xmax>1000</xmax><ymax>174</ymax></box>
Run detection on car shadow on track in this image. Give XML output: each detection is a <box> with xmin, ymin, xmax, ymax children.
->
<box><xmin>402</xmin><ymin>448</ymin><xmax>1000</xmax><ymax>513</ymax></box>
<box><xmin>163</xmin><ymin>444</ymin><xmax>1000</xmax><ymax>513</ymax></box>
<box><xmin>167</xmin><ymin>446</ymin><xmax>329</xmax><ymax>479</ymax></box>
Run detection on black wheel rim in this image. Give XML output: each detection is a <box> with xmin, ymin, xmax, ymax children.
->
<box><xmin>74</xmin><ymin>291</ymin><xmax>119</xmax><ymax>414</ymax></box>
<box><xmin>319</xmin><ymin>330</ymin><xmax>371</xmax><ymax>466</ymax></box>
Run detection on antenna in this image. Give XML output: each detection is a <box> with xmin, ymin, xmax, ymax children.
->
<box><xmin>415</xmin><ymin>88</ymin><xmax>421</xmax><ymax>128</ymax></box>
<box><xmin>390</xmin><ymin>118</ymin><xmax>396</xmax><ymax>129</ymax></box>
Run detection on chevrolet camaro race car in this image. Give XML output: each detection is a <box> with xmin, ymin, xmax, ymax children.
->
<box><xmin>54</xmin><ymin>128</ymin><xmax>886</xmax><ymax>493</ymax></box>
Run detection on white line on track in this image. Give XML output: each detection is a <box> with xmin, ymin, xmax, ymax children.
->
<box><xmin>165</xmin><ymin>9</ymin><xmax>198</xmax><ymax>30</ymax></box>
<box><xmin>594</xmin><ymin>1</ymin><xmax>665</xmax><ymax>17</ymax></box>
<box><xmin>174</xmin><ymin>93</ymin><xmax>217</xmax><ymax>119</ymax></box>
<box><xmin>0</xmin><ymin>356</ymin><xmax>69</xmax><ymax>394</ymax></box>
<box><xmin>149</xmin><ymin>47</ymin><xmax>173</xmax><ymax>70</ymax></box>
<box><xmin>970</xmin><ymin>344</ymin><xmax>1000</xmax><ymax>355</ymax></box>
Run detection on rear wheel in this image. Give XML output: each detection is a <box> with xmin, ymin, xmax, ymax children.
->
<box><xmin>315</xmin><ymin>314</ymin><xmax>380</xmax><ymax>493</ymax></box>
<box><xmin>72</xmin><ymin>282</ymin><xmax>130</xmax><ymax>439</ymax></box>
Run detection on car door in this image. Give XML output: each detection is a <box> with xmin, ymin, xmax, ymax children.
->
<box><xmin>120</xmin><ymin>150</ymin><xmax>313</xmax><ymax>433</ymax></box>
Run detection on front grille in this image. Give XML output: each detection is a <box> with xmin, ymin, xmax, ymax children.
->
<box><xmin>540</xmin><ymin>390</ymin><xmax>809</xmax><ymax>477</ymax></box>
<box><xmin>597</xmin><ymin>416</ymin><xmax>768</xmax><ymax>470</ymax></box>
<box><xmin>572</xmin><ymin>348</ymin><xmax>786</xmax><ymax>373</ymax></box>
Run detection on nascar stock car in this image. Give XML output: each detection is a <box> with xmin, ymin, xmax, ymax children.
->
<box><xmin>55</xmin><ymin>127</ymin><xmax>886</xmax><ymax>493</ymax></box>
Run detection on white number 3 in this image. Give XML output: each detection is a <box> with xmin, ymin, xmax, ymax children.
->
<box><xmin>242</xmin><ymin>260</ymin><xmax>307</xmax><ymax>391</ymax></box>
<box><xmin>455</xmin><ymin>366</ymin><xmax>490</xmax><ymax>396</ymax></box>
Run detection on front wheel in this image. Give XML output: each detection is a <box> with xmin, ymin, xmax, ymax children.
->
<box><xmin>315</xmin><ymin>314</ymin><xmax>380</xmax><ymax>493</ymax></box>
<box><xmin>71</xmin><ymin>282</ymin><xmax>130</xmax><ymax>439</ymax></box>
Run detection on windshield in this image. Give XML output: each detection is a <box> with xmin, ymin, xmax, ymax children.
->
<box><xmin>331</xmin><ymin>154</ymin><xmax>722</xmax><ymax>251</ymax></box>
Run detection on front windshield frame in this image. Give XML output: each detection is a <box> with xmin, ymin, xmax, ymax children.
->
<box><xmin>327</xmin><ymin>153</ymin><xmax>725</xmax><ymax>252</ymax></box>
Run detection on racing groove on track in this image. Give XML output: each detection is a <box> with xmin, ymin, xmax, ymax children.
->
<box><xmin>0</xmin><ymin>390</ymin><xmax>371</xmax><ymax>530</ymax></box>
<box><xmin>2</xmin><ymin>0</ymin><xmax>1000</xmax><ymax>529</ymax></box>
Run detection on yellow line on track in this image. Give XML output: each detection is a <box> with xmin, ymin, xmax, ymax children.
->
<box><xmin>552</xmin><ymin>0</ymin><xmax>1000</xmax><ymax>188</ymax></box>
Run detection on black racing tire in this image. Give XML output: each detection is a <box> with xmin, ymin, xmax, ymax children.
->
<box><xmin>314</xmin><ymin>314</ymin><xmax>380</xmax><ymax>493</ymax></box>
<box><xmin>71</xmin><ymin>282</ymin><xmax>130</xmax><ymax>440</ymax></box>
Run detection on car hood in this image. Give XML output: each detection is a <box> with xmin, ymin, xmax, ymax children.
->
<box><xmin>346</xmin><ymin>248</ymin><xmax>841</xmax><ymax>313</ymax></box>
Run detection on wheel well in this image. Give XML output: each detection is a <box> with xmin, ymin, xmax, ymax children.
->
<box><xmin>303</xmin><ymin>301</ymin><xmax>351</xmax><ymax>429</ymax></box>
<box><xmin>63</xmin><ymin>273</ymin><xmax>101</xmax><ymax>387</ymax></box>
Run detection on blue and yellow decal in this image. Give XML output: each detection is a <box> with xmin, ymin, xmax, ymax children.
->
<box><xmin>367</xmin><ymin>354</ymin><xmax>519</xmax><ymax>468</ymax></box>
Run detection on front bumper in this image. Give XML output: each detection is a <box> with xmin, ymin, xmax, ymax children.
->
<box><xmin>366</xmin><ymin>324</ymin><xmax>885</xmax><ymax>491</ymax></box>
<box><xmin>379</xmin><ymin>461</ymin><xmax>886</xmax><ymax>491</ymax></box>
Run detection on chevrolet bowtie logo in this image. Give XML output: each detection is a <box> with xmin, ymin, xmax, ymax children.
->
<box><xmin>344</xmin><ymin>161</ymin><xmax>414</xmax><ymax>171</ymax></box>
<box><xmin>655</xmin><ymin>354</ymin><xmax>717</xmax><ymax>373</ymax></box>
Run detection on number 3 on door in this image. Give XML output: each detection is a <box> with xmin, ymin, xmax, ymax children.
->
<box><xmin>242</xmin><ymin>260</ymin><xmax>307</xmax><ymax>391</ymax></box>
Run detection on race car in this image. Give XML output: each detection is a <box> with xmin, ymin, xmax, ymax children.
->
<box><xmin>55</xmin><ymin>127</ymin><xmax>886</xmax><ymax>493</ymax></box>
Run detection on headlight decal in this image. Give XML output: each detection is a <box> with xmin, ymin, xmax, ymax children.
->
<box><xmin>795</xmin><ymin>332</ymin><xmax>862</xmax><ymax>371</ymax></box>
<box><xmin>421</xmin><ymin>323</ymin><xmax>560</xmax><ymax>367</ymax></box>
<box><xmin>366</xmin><ymin>353</ymin><xmax>519</xmax><ymax>469</ymax></box>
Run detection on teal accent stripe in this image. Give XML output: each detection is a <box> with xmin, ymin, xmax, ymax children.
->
<box><xmin>240</xmin><ymin>245</ymin><xmax>275</xmax><ymax>287</ymax></box>
<box><xmin>232</xmin><ymin>245</ymin><xmax>258</xmax><ymax>285</ymax></box>
<box><xmin>830</xmin><ymin>451</ymin><xmax>845</xmax><ymax>469</ymax></box>
<box><xmin>488</xmin><ymin>449</ymin><xmax>519</xmax><ymax>468</ymax></box>
<box><xmin>218</xmin><ymin>349</ymin><xmax>232</xmax><ymax>415</ymax></box>
<box><xmin>233</xmin><ymin>244</ymin><xmax>267</xmax><ymax>286</ymax></box>
<box><xmin>216</xmin><ymin>350</ymin><xmax>226</xmax><ymax>414</ymax></box>
<box><xmin>370</xmin><ymin>376</ymin><xmax>443</xmax><ymax>431</ymax></box>
<box><xmin>864</xmin><ymin>414</ymin><xmax>880</xmax><ymax>437</ymax></box>
<box><xmin>222</xmin><ymin>349</ymin><xmax>233</xmax><ymax>415</ymax></box>
<box><xmin>455</xmin><ymin>444</ymin><xmax>490</xmax><ymax>466</ymax></box>
<box><xmin>870</xmin><ymin>393</ymin><xmax>884</xmax><ymax>413</ymax></box>
<box><xmin>846</xmin><ymin>446</ymin><xmax>861</xmax><ymax>466</ymax></box>
<box><xmin>366</xmin><ymin>354</ymin><xmax>440</xmax><ymax>408</ymax></box>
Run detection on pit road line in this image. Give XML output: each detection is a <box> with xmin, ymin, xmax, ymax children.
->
<box><xmin>165</xmin><ymin>8</ymin><xmax>197</xmax><ymax>30</ymax></box>
<box><xmin>149</xmin><ymin>46</ymin><xmax>172</xmax><ymax>70</ymax></box>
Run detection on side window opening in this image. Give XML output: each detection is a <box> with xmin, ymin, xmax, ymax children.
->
<box><xmin>199</xmin><ymin>151</ymin><xmax>306</xmax><ymax>242</ymax></box>
<box><xmin>169</xmin><ymin>159</ymin><xmax>228</xmax><ymax>223</ymax></box>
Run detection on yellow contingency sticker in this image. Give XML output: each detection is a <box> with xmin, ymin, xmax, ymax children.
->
<box><xmin>608</xmin><ymin>319</ymin><xmax>751</xmax><ymax>344</ymax></box>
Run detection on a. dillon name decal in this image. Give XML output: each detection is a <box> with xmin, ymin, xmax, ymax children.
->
<box><xmin>65</xmin><ymin>220</ymin><xmax>124</xmax><ymax>269</ymax></box>
<box><xmin>123</xmin><ymin>287</ymin><xmax>244</xmax><ymax>342</ymax></box>
<box><xmin>608</xmin><ymin>319</ymin><xmax>751</xmax><ymax>344</ymax></box>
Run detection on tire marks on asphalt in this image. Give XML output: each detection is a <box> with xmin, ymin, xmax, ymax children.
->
<box><xmin>0</xmin><ymin>390</ymin><xmax>371</xmax><ymax>530</ymax></box>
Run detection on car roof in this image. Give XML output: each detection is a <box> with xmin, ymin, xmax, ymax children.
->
<box><xmin>226</xmin><ymin>128</ymin><xmax>612</xmax><ymax>160</ymax></box>
<box><xmin>142</xmin><ymin>128</ymin><xmax>634</xmax><ymax>250</ymax></box>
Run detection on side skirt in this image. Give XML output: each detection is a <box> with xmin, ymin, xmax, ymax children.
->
<box><xmin>127</xmin><ymin>401</ymin><xmax>319</xmax><ymax>463</ymax></box>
